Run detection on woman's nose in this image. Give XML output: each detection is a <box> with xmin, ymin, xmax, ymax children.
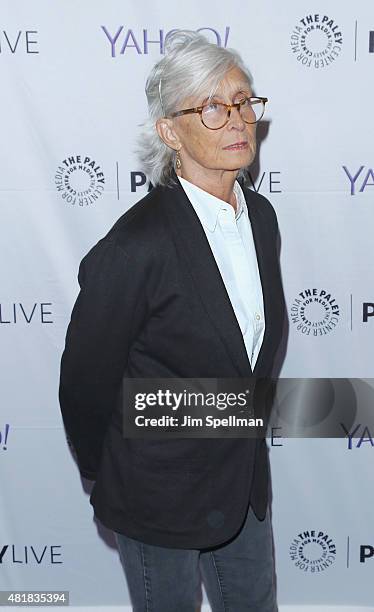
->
<box><xmin>228</xmin><ymin>106</ymin><xmax>246</xmax><ymax>129</ymax></box>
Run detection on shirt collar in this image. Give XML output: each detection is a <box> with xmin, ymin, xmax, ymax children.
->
<box><xmin>178</xmin><ymin>176</ymin><xmax>247</xmax><ymax>232</ymax></box>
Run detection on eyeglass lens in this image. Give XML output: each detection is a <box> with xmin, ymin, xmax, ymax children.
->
<box><xmin>201</xmin><ymin>98</ymin><xmax>265</xmax><ymax>129</ymax></box>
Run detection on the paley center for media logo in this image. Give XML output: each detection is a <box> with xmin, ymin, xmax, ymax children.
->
<box><xmin>290</xmin><ymin>288</ymin><xmax>340</xmax><ymax>337</ymax></box>
<box><xmin>54</xmin><ymin>155</ymin><xmax>105</xmax><ymax>206</ymax></box>
<box><xmin>290</xmin><ymin>14</ymin><xmax>343</xmax><ymax>69</ymax></box>
<box><xmin>289</xmin><ymin>530</ymin><xmax>337</xmax><ymax>572</ymax></box>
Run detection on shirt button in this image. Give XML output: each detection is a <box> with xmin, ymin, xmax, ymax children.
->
<box><xmin>255</xmin><ymin>313</ymin><xmax>261</xmax><ymax>320</ymax></box>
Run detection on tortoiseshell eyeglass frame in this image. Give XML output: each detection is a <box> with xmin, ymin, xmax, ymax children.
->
<box><xmin>169</xmin><ymin>96</ymin><xmax>268</xmax><ymax>130</ymax></box>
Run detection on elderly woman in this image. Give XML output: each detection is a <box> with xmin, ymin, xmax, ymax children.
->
<box><xmin>59</xmin><ymin>30</ymin><xmax>285</xmax><ymax>611</ymax></box>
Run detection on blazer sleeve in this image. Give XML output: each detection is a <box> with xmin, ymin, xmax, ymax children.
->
<box><xmin>58</xmin><ymin>235</ymin><xmax>148</xmax><ymax>480</ymax></box>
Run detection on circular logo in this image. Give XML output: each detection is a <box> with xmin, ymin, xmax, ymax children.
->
<box><xmin>290</xmin><ymin>288</ymin><xmax>340</xmax><ymax>337</ymax></box>
<box><xmin>290</xmin><ymin>14</ymin><xmax>343</xmax><ymax>69</ymax></box>
<box><xmin>55</xmin><ymin>155</ymin><xmax>105</xmax><ymax>206</ymax></box>
<box><xmin>290</xmin><ymin>530</ymin><xmax>337</xmax><ymax>573</ymax></box>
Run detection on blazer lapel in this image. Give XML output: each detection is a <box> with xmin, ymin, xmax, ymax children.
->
<box><xmin>162</xmin><ymin>174</ymin><xmax>273</xmax><ymax>379</ymax></box>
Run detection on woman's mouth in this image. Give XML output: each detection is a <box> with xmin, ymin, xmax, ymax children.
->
<box><xmin>222</xmin><ymin>141</ymin><xmax>248</xmax><ymax>151</ymax></box>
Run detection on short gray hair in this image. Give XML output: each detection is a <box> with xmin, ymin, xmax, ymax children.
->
<box><xmin>136</xmin><ymin>30</ymin><xmax>253</xmax><ymax>187</ymax></box>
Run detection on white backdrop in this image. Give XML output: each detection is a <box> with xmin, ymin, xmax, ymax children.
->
<box><xmin>1</xmin><ymin>1</ymin><xmax>374</xmax><ymax>609</ymax></box>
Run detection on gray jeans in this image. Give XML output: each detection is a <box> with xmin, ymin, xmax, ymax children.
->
<box><xmin>114</xmin><ymin>504</ymin><xmax>277</xmax><ymax>612</ymax></box>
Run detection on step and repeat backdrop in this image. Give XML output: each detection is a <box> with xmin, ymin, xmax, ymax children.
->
<box><xmin>1</xmin><ymin>0</ymin><xmax>373</xmax><ymax>609</ymax></box>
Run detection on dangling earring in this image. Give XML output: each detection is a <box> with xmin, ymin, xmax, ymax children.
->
<box><xmin>175</xmin><ymin>149</ymin><xmax>182</xmax><ymax>170</ymax></box>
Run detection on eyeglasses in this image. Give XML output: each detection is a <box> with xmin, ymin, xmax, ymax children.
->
<box><xmin>169</xmin><ymin>96</ymin><xmax>268</xmax><ymax>130</ymax></box>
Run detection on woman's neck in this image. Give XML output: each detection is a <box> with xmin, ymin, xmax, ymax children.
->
<box><xmin>176</xmin><ymin>167</ymin><xmax>238</xmax><ymax>211</ymax></box>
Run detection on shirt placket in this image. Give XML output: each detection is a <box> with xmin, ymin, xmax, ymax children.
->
<box><xmin>238</xmin><ymin>213</ymin><xmax>265</xmax><ymax>366</ymax></box>
<box><xmin>218</xmin><ymin>205</ymin><xmax>256</xmax><ymax>363</ymax></box>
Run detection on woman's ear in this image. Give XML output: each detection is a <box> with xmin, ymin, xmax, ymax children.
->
<box><xmin>156</xmin><ymin>118</ymin><xmax>180</xmax><ymax>151</ymax></box>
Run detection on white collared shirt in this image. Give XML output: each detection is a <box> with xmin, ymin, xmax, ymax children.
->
<box><xmin>178</xmin><ymin>176</ymin><xmax>265</xmax><ymax>370</ymax></box>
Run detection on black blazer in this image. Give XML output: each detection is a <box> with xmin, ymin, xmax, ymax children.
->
<box><xmin>59</xmin><ymin>171</ymin><xmax>286</xmax><ymax>549</ymax></box>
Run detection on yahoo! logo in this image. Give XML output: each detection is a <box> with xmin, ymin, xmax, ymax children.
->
<box><xmin>343</xmin><ymin>166</ymin><xmax>374</xmax><ymax>195</ymax></box>
<box><xmin>101</xmin><ymin>27</ymin><xmax>231</xmax><ymax>58</ymax></box>
<box><xmin>0</xmin><ymin>424</ymin><xmax>10</xmax><ymax>450</ymax></box>
<box><xmin>341</xmin><ymin>423</ymin><xmax>374</xmax><ymax>450</ymax></box>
